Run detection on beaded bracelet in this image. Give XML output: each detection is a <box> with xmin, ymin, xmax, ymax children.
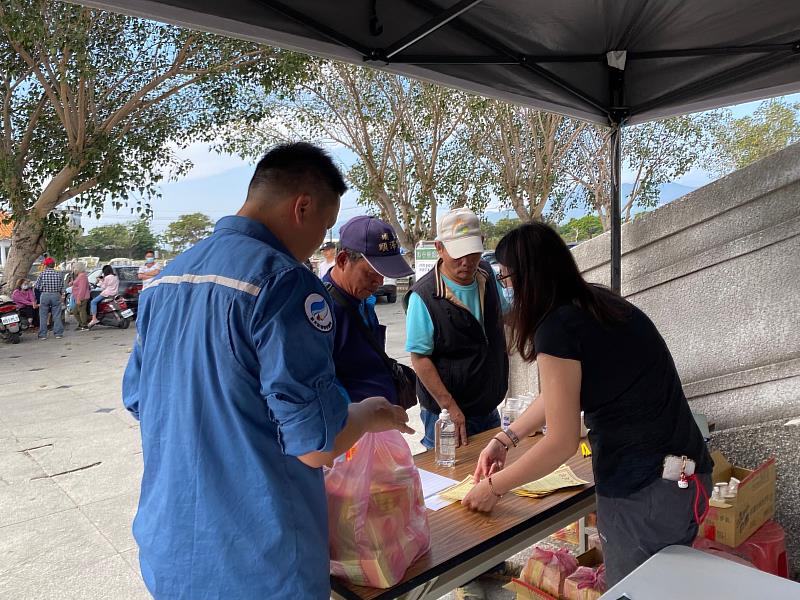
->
<box><xmin>488</xmin><ymin>476</ymin><xmax>504</xmax><ymax>498</ymax></box>
<box><xmin>492</xmin><ymin>436</ymin><xmax>509</xmax><ymax>452</ymax></box>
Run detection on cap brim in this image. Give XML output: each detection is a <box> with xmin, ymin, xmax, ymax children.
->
<box><xmin>442</xmin><ymin>236</ymin><xmax>484</xmax><ymax>259</ymax></box>
<box><xmin>363</xmin><ymin>254</ymin><xmax>414</xmax><ymax>279</ymax></box>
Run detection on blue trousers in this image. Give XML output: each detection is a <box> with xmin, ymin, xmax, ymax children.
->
<box><xmin>90</xmin><ymin>294</ymin><xmax>106</xmax><ymax>317</ymax></box>
<box><xmin>38</xmin><ymin>292</ymin><xmax>64</xmax><ymax>338</ymax></box>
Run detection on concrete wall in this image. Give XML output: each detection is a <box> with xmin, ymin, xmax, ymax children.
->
<box><xmin>508</xmin><ymin>142</ymin><xmax>800</xmax><ymax>575</ymax></box>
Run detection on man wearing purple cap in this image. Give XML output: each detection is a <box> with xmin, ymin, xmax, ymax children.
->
<box><xmin>323</xmin><ymin>215</ymin><xmax>414</xmax><ymax>405</ymax></box>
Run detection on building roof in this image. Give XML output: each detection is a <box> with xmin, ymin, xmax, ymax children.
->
<box><xmin>0</xmin><ymin>214</ymin><xmax>13</xmax><ymax>241</ymax></box>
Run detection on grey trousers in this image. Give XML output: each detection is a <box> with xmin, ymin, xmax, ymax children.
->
<box><xmin>597</xmin><ymin>473</ymin><xmax>712</xmax><ymax>587</ymax></box>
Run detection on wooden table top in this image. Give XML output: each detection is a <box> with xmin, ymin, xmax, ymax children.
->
<box><xmin>331</xmin><ymin>428</ymin><xmax>596</xmax><ymax>600</ymax></box>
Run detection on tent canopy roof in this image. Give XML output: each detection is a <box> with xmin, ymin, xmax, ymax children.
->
<box><xmin>82</xmin><ymin>0</ymin><xmax>800</xmax><ymax>125</ymax></box>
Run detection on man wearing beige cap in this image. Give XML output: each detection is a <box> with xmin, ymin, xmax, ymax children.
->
<box><xmin>406</xmin><ymin>207</ymin><xmax>509</xmax><ymax>450</ymax></box>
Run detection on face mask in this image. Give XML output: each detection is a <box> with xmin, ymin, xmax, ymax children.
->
<box><xmin>21</xmin><ymin>284</ymin><xmax>29</xmax><ymax>290</ymax></box>
<box><xmin>502</xmin><ymin>286</ymin><xmax>514</xmax><ymax>304</ymax></box>
<box><xmin>145</xmin><ymin>257</ymin><xmax>155</xmax><ymax>264</ymax></box>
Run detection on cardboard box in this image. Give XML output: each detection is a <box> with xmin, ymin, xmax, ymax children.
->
<box><xmin>587</xmin><ymin>530</ymin><xmax>602</xmax><ymax>555</ymax></box>
<box><xmin>700</xmin><ymin>451</ymin><xmax>776</xmax><ymax>548</ymax></box>
<box><xmin>576</xmin><ymin>547</ymin><xmax>603</xmax><ymax>568</ymax></box>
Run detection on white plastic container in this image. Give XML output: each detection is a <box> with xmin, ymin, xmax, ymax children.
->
<box><xmin>501</xmin><ymin>398</ymin><xmax>520</xmax><ymax>429</ymax></box>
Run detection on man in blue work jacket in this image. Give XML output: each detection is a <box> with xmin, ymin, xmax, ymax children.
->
<box><xmin>123</xmin><ymin>142</ymin><xmax>412</xmax><ymax>599</ymax></box>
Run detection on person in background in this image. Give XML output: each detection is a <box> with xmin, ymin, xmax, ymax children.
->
<box><xmin>122</xmin><ymin>142</ymin><xmax>411</xmax><ymax>599</ymax></box>
<box><xmin>11</xmin><ymin>278</ymin><xmax>39</xmax><ymax>329</ymax></box>
<box><xmin>138</xmin><ymin>250</ymin><xmax>161</xmax><ymax>281</ymax></box>
<box><xmin>323</xmin><ymin>215</ymin><xmax>414</xmax><ymax>404</ymax></box>
<box><xmin>462</xmin><ymin>222</ymin><xmax>712</xmax><ymax>587</ymax></box>
<box><xmin>317</xmin><ymin>241</ymin><xmax>336</xmax><ymax>278</ymax></box>
<box><xmin>405</xmin><ymin>207</ymin><xmax>510</xmax><ymax>449</ymax></box>
<box><xmin>88</xmin><ymin>265</ymin><xmax>119</xmax><ymax>328</ymax></box>
<box><xmin>71</xmin><ymin>262</ymin><xmax>91</xmax><ymax>331</ymax></box>
<box><xmin>34</xmin><ymin>257</ymin><xmax>64</xmax><ymax>340</ymax></box>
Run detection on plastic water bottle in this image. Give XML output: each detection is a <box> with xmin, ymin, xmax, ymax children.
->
<box><xmin>501</xmin><ymin>398</ymin><xmax>520</xmax><ymax>429</ymax></box>
<box><xmin>435</xmin><ymin>409</ymin><xmax>456</xmax><ymax>467</ymax></box>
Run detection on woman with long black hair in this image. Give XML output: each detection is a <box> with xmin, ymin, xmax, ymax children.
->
<box><xmin>461</xmin><ymin>222</ymin><xmax>712</xmax><ymax>586</ymax></box>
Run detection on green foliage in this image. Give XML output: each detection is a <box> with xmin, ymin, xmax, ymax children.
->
<box><xmin>43</xmin><ymin>211</ymin><xmax>79</xmax><ymax>263</ymax></box>
<box><xmin>480</xmin><ymin>217</ymin><xmax>522</xmax><ymax>248</ymax></box>
<box><xmin>566</xmin><ymin>112</ymin><xmax>720</xmax><ymax>228</ymax></box>
<box><xmin>219</xmin><ymin>61</ymin><xmax>489</xmax><ymax>249</ymax></box>
<box><xmin>558</xmin><ymin>214</ymin><xmax>603</xmax><ymax>242</ymax></box>
<box><xmin>0</xmin><ymin>0</ymin><xmax>306</xmax><ymax>282</ymax></box>
<box><xmin>464</xmin><ymin>101</ymin><xmax>584</xmax><ymax>221</ymax></box>
<box><xmin>705</xmin><ymin>98</ymin><xmax>800</xmax><ymax>176</ymax></box>
<box><xmin>162</xmin><ymin>212</ymin><xmax>213</xmax><ymax>252</ymax></box>
<box><xmin>75</xmin><ymin>217</ymin><xmax>158</xmax><ymax>260</ymax></box>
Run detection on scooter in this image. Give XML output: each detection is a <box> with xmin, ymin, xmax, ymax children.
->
<box><xmin>0</xmin><ymin>296</ymin><xmax>27</xmax><ymax>344</ymax></box>
<box><xmin>91</xmin><ymin>292</ymin><xmax>133</xmax><ymax>329</ymax></box>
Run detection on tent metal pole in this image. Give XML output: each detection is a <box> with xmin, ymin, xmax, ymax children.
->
<box><xmin>610</xmin><ymin>122</ymin><xmax>622</xmax><ymax>294</ymax></box>
<box><xmin>403</xmin><ymin>0</ymin><xmax>610</xmax><ymax>117</ymax></box>
<box><xmin>253</xmin><ymin>0</ymin><xmax>372</xmax><ymax>55</ymax></box>
<box><xmin>385</xmin><ymin>0</ymin><xmax>484</xmax><ymax>59</ymax></box>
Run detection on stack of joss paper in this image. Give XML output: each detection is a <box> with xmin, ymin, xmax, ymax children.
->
<box><xmin>513</xmin><ymin>465</ymin><xmax>589</xmax><ymax>499</ymax></box>
<box><xmin>521</xmin><ymin>547</ymin><xmax>579</xmax><ymax>598</ymax></box>
<box><xmin>438</xmin><ymin>465</ymin><xmax>589</xmax><ymax>502</ymax></box>
<box><xmin>563</xmin><ymin>564</ymin><xmax>606</xmax><ymax>600</ymax></box>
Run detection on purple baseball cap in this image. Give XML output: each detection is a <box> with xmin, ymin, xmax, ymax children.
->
<box><xmin>339</xmin><ymin>216</ymin><xmax>414</xmax><ymax>279</ymax></box>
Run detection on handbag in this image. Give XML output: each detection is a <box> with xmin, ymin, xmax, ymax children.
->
<box><xmin>325</xmin><ymin>283</ymin><xmax>418</xmax><ymax>409</ymax></box>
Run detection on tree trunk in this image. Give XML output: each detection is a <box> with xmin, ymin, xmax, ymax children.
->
<box><xmin>374</xmin><ymin>188</ymin><xmax>414</xmax><ymax>252</ymax></box>
<box><xmin>2</xmin><ymin>218</ymin><xmax>46</xmax><ymax>292</ymax></box>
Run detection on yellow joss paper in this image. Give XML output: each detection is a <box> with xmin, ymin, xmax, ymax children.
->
<box><xmin>513</xmin><ymin>465</ymin><xmax>588</xmax><ymax>498</ymax></box>
<box><xmin>438</xmin><ymin>476</ymin><xmax>475</xmax><ymax>501</ymax></box>
<box><xmin>439</xmin><ymin>465</ymin><xmax>588</xmax><ymax>504</ymax></box>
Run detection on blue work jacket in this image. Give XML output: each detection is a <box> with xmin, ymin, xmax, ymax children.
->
<box><xmin>123</xmin><ymin>215</ymin><xmax>348</xmax><ymax>599</ymax></box>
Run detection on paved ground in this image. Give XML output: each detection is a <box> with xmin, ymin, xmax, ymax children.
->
<box><xmin>0</xmin><ymin>300</ymin><xmax>519</xmax><ymax>599</ymax></box>
<box><xmin>0</xmin><ymin>322</ymin><xmax>149</xmax><ymax>599</ymax></box>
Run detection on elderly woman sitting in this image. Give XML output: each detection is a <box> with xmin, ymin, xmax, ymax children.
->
<box><xmin>11</xmin><ymin>278</ymin><xmax>39</xmax><ymax>328</ymax></box>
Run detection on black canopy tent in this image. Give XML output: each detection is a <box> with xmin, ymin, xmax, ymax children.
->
<box><xmin>79</xmin><ymin>0</ymin><xmax>800</xmax><ymax>291</ymax></box>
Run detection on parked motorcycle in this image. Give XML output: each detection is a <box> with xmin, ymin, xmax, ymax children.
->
<box><xmin>91</xmin><ymin>293</ymin><xmax>134</xmax><ymax>329</ymax></box>
<box><xmin>0</xmin><ymin>296</ymin><xmax>28</xmax><ymax>343</ymax></box>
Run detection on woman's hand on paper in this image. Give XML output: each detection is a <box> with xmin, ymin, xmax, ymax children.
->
<box><xmin>461</xmin><ymin>478</ymin><xmax>499</xmax><ymax>512</ymax></box>
<box><xmin>473</xmin><ymin>439</ymin><xmax>507</xmax><ymax>483</ymax></box>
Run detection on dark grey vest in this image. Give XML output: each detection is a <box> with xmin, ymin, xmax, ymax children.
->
<box><xmin>408</xmin><ymin>261</ymin><xmax>508</xmax><ymax>417</ymax></box>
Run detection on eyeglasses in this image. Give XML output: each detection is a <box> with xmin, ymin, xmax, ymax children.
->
<box><xmin>496</xmin><ymin>272</ymin><xmax>513</xmax><ymax>288</ymax></box>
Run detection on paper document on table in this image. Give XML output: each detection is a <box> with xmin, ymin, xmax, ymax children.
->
<box><xmin>438</xmin><ymin>476</ymin><xmax>475</xmax><ymax>501</ymax></box>
<box><xmin>513</xmin><ymin>465</ymin><xmax>588</xmax><ymax>498</ymax></box>
<box><xmin>417</xmin><ymin>469</ymin><xmax>460</xmax><ymax>511</ymax></box>
<box><xmin>437</xmin><ymin>465</ymin><xmax>588</xmax><ymax>504</ymax></box>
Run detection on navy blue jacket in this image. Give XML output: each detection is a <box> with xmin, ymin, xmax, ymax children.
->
<box><xmin>323</xmin><ymin>272</ymin><xmax>397</xmax><ymax>404</ymax></box>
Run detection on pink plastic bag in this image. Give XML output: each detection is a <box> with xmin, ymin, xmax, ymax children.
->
<box><xmin>325</xmin><ymin>430</ymin><xmax>430</xmax><ymax>588</ymax></box>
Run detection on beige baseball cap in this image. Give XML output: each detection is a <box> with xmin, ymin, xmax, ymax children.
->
<box><xmin>436</xmin><ymin>208</ymin><xmax>484</xmax><ymax>259</ymax></box>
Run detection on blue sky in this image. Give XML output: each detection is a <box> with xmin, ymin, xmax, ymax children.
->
<box><xmin>82</xmin><ymin>94</ymin><xmax>798</xmax><ymax>234</ymax></box>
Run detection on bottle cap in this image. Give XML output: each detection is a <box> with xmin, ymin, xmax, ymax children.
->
<box><xmin>440</xmin><ymin>409</ymin><xmax>449</xmax><ymax>419</ymax></box>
